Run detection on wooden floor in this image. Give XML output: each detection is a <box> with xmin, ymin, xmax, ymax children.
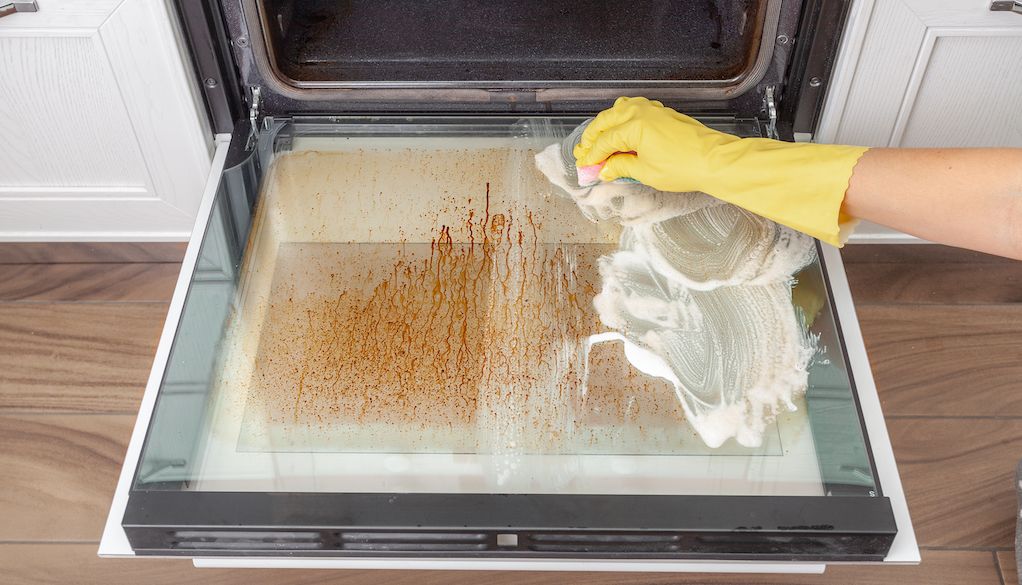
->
<box><xmin>1</xmin><ymin>242</ymin><xmax>1021</xmax><ymax>585</ymax></box>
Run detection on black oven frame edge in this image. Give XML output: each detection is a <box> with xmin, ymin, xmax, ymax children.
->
<box><xmin>124</xmin><ymin>492</ymin><xmax>896</xmax><ymax>560</ymax></box>
<box><xmin>174</xmin><ymin>0</ymin><xmax>853</xmax><ymax>136</ymax></box>
<box><xmin>811</xmin><ymin>236</ymin><xmax>885</xmax><ymax>500</ymax></box>
<box><xmin>174</xmin><ymin>0</ymin><xmax>243</xmax><ymax>134</ymax></box>
<box><xmin>780</xmin><ymin>0</ymin><xmax>855</xmax><ymax>135</ymax></box>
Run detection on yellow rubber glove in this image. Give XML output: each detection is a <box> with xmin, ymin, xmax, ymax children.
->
<box><xmin>573</xmin><ymin>97</ymin><xmax>869</xmax><ymax>247</ymax></box>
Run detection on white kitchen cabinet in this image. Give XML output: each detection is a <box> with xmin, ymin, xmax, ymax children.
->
<box><xmin>817</xmin><ymin>0</ymin><xmax>1022</xmax><ymax>242</ymax></box>
<box><xmin>0</xmin><ymin>0</ymin><xmax>212</xmax><ymax>241</ymax></box>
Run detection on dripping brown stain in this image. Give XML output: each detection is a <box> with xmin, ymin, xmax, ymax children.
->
<box><xmin>246</xmin><ymin>150</ymin><xmax>691</xmax><ymax>448</ymax></box>
<box><xmin>253</xmin><ymin>183</ymin><xmax>607</xmax><ymax>433</ymax></box>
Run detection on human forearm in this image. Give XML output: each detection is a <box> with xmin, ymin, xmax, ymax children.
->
<box><xmin>843</xmin><ymin>148</ymin><xmax>1022</xmax><ymax>260</ymax></box>
<box><xmin>574</xmin><ymin>99</ymin><xmax>1022</xmax><ymax>258</ymax></box>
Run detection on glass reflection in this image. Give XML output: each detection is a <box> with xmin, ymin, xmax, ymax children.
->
<box><xmin>135</xmin><ymin>117</ymin><xmax>875</xmax><ymax>497</ymax></box>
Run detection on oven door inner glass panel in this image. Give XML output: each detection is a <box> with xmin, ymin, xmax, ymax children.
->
<box><xmin>135</xmin><ymin>117</ymin><xmax>877</xmax><ymax>499</ymax></box>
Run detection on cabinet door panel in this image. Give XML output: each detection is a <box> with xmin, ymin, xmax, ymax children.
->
<box><xmin>824</xmin><ymin>0</ymin><xmax>928</xmax><ymax>147</ymax></box>
<box><xmin>900</xmin><ymin>34</ymin><xmax>1022</xmax><ymax>147</ymax></box>
<box><xmin>824</xmin><ymin>0</ymin><xmax>1022</xmax><ymax>148</ymax></box>
<box><xmin>0</xmin><ymin>33</ymin><xmax>149</xmax><ymax>190</ymax></box>
<box><xmin>0</xmin><ymin>0</ymin><xmax>211</xmax><ymax>241</ymax></box>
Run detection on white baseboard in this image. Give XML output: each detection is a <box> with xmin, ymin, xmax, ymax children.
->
<box><xmin>0</xmin><ymin>232</ymin><xmax>190</xmax><ymax>242</ymax></box>
<box><xmin>846</xmin><ymin>221</ymin><xmax>925</xmax><ymax>244</ymax></box>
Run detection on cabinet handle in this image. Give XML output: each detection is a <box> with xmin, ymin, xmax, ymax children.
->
<box><xmin>990</xmin><ymin>0</ymin><xmax>1022</xmax><ymax>14</ymax></box>
<box><xmin>0</xmin><ymin>0</ymin><xmax>38</xmax><ymax>18</ymax></box>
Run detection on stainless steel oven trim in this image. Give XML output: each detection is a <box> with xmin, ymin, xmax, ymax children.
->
<box><xmin>179</xmin><ymin>0</ymin><xmax>856</xmax><ymax>127</ymax></box>
<box><xmin>235</xmin><ymin>0</ymin><xmax>782</xmax><ymax>100</ymax></box>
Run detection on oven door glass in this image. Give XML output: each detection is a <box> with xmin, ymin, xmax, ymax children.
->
<box><xmin>124</xmin><ymin>116</ymin><xmax>895</xmax><ymax>558</ymax></box>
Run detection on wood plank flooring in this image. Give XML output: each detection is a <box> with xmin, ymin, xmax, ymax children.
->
<box><xmin>0</xmin><ymin>415</ymin><xmax>134</xmax><ymax>541</ymax></box>
<box><xmin>858</xmin><ymin>305</ymin><xmax>1022</xmax><ymax>416</ymax></box>
<box><xmin>0</xmin><ymin>304</ymin><xmax>168</xmax><ymax>413</ymax></box>
<box><xmin>0</xmin><ymin>263</ymin><xmax>180</xmax><ymax>302</ymax></box>
<box><xmin>999</xmin><ymin>551</ymin><xmax>1018</xmax><ymax>585</ymax></box>
<box><xmin>0</xmin><ymin>243</ymin><xmax>1019</xmax><ymax>584</ymax></box>
<box><xmin>0</xmin><ymin>242</ymin><xmax>186</xmax><ymax>265</ymax></box>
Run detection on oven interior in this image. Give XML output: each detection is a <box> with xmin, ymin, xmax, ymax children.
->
<box><xmin>256</xmin><ymin>0</ymin><xmax>769</xmax><ymax>86</ymax></box>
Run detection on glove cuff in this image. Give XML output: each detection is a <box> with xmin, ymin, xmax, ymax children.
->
<box><xmin>703</xmin><ymin>141</ymin><xmax>870</xmax><ymax>247</ymax></box>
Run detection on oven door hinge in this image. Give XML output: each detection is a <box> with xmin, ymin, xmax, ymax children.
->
<box><xmin>245</xmin><ymin>85</ymin><xmax>262</xmax><ymax>149</ymax></box>
<box><xmin>763</xmin><ymin>86</ymin><xmax>779</xmax><ymax>140</ymax></box>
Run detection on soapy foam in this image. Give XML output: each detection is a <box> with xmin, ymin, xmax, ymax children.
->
<box><xmin>591</xmin><ymin>250</ymin><xmax>813</xmax><ymax>448</ymax></box>
<box><xmin>535</xmin><ymin>123</ymin><xmax>817</xmax><ymax>448</ymax></box>
<box><xmin>632</xmin><ymin>204</ymin><xmax>817</xmax><ymax>291</ymax></box>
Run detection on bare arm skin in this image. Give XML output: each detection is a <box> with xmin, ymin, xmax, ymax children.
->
<box><xmin>843</xmin><ymin>148</ymin><xmax>1022</xmax><ymax>260</ymax></box>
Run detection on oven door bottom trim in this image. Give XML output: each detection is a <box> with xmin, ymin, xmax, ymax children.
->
<box><xmin>191</xmin><ymin>556</ymin><xmax>829</xmax><ymax>573</ymax></box>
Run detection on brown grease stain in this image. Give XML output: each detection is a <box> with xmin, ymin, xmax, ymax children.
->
<box><xmin>241</xmin><ymin>150</ymin><xmax>692</xmax><ymax>452</ymax></box>
<box><xmin>255</xmin><ymin>187</ymin><xmax>606</xmax><ymax>439</ymax></box>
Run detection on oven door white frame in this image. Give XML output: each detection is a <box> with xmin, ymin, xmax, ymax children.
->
<box><xmin>99</xmin><ymin>132</ymin><xmax>919</xmax><ymax>571</ymax></box>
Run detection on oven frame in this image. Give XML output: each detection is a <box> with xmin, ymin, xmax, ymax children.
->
<box><xmin>100</xmin><ymin>0</ymin><xmax>920</xmax><ymax>569</ymax></box>
<box><xmin>99</xmin><ymin>116</ymin><xmax>918</xmax><ymax>568</ymax></box>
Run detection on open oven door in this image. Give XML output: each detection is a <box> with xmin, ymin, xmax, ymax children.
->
<box><xmin>99</xmin><ymin>113</ymin><xmax>917</xmax><ymax>571</ymax></box>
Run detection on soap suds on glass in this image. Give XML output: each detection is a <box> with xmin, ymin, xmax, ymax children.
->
<box><xmin>535</xmin><ymin>124</ymin><xmax>817</xmax><ymax>448</ymax></box>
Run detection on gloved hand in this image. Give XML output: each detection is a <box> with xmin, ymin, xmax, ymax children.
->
<box><xmin>573</xmin><ymin>97</ymin><xmax>869</xmax><ymax>247</ymax></box>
